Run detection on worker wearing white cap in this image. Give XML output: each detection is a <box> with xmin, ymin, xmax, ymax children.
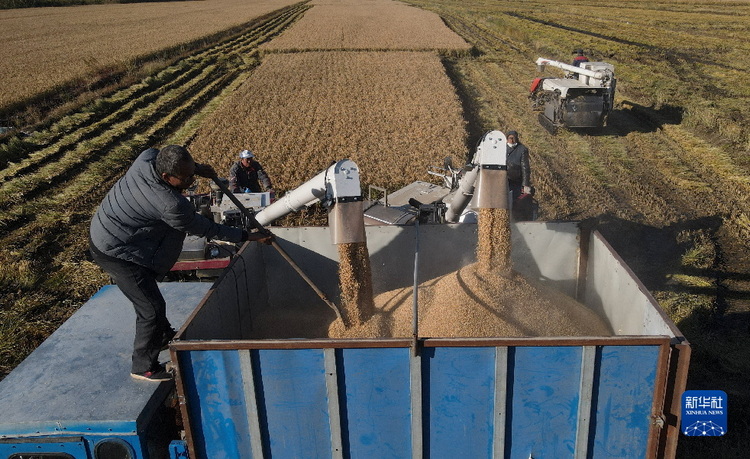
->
<box><xmin>228</xmin><ymin>149</ymin><xmax>274</xmax><ymax>194</ymax></box>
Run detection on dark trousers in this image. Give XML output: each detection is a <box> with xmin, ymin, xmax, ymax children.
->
<box><xmin>90</xmin><ymin>244</ymin><xmax>171</xmax><ymax>373</ymax></box>
<box><xmin>508</xmin><ymin>180</ymin><xmax>533</xmax><ymax>221</ymax></box>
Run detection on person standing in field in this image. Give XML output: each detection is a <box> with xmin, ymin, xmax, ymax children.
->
<box><xmin>571</xmin><ymin>48</ymin><xmax>589</xmax><ymax>67</ymax></box>
<box><xmin>506</xmin><ymin>131</ymin><xmax>534</xmax><ymax>221</ymax></box>
<box><xmin>89</xmin><ymin>145</ymin><xmax>273</xmax><ymax>381</ymax></box>
<box><xmin>229</xmin><ymin>149</ymin><xmax>274</xmax><ymax>195</ymax></box>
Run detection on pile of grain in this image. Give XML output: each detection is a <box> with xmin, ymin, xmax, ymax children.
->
<box><xmin>328</xmin><ymin>205</ymin><xmax>612</xmax><ymax>338</ymax></box>
<box><xmin>329</xmin><ymin>263</ymin><xmax>612</xmax><ymax>338</ymax></box>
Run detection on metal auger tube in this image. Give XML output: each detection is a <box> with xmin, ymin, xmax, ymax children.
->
<box><xmin>254</xmin><ymin>159</ymin><xmax>361</xmax><ymax>227</ymax></box>
<box><xmin>445</xmin><ymin>165</ymin><xmax>479</xmax><ymax>223</ymax></box>
<box><xmin>535</xmin><ymin>57</ymin><xmax>610</xmax><ymax>81</ymax></box>
<box><xmin>445</xmin><ymin>130</ymin><xmax>508</xmax><ymax>221</ymax></box>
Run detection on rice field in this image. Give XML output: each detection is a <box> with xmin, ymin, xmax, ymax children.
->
<box><xmin>0</xmin><ymin>0</ymin><xmax>300</xmax><ymax>110</ymax></box>
<box><xmin>260</xmin><ymin>0</ymin><xmax>471</xmax><ymax>52</ymax></box>
<box><xmin>0</xmin><ymin>1</ymin><xmax>749</xmax><ymax>456</ymax></box>
<box><xmin>0</xmin><ymin>2</ymin><xmax>310</xmax><ymax>378</ymax></box>
<box><xmin>188</xmin><ymin>51</ymin><xmax>468</xmax><ymax>192</ymax></box>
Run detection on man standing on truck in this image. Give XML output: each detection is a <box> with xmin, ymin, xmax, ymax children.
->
<box><xmin>89</xmin><ymin>145</ymin><xmax>272</xmax><ymax>382</ymax></box>
<box><xmin>506</xmin><ymin>131</ymin><xmax>534</xmax><ymax>221</ymax></box>
<box><xmin>229</xmin><ymin>149</ymin><xmax>274</xmax><ymax>194</ymax></box>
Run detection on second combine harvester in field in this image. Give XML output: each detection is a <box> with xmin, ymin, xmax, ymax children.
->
<box><xmin>529</xmin><ymin>57</ymin><xmax>616</xmax><ymax>133</ymax></box>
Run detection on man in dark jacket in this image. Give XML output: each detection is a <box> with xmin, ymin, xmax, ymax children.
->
<box><xmin>506</xmin><ymin>131</ymin><xmax>531</xmax><ymax>195</ymax></box>
<box><xmin>506</xmin><ymin>131</ymin><xmax>533</xmax><ymax>220</ymax></box>
<box><xmin>90</xmin><ymin>145</ymin><xmax>271</xmax><ymax>381</ymax></box>
<box><xmin>229</xmin><ymin>149</ymin><xmax>274</xmax><ymax>194</ymax></box>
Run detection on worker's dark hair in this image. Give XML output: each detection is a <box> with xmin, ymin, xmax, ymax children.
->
<box><xmin>156</xmin><ymin>145</ymin><xmax>193</xmax><ymax>175</ymax></box>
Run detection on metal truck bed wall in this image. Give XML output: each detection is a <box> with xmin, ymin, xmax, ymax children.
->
<box><xmin>172</xmin><ymin>222</ymin><xmax>689</xmax><ymax>458</ymax></box>
<box><xmin>0</xmin><ymin>283</ymin><xmax>212</xmax><ymax>459</ymax></box>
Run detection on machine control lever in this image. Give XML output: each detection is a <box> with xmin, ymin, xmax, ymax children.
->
<box><xmin>211</xmin><ymin>177</ymin><xmax>344</xmax><ymax>322</ymax></box>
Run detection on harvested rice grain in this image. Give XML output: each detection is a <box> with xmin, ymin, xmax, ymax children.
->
<box><xmin>477</xmin><ymin>207</ymin><xmax>511</xmax><ymax>275</ymax></box>
<box><xmin>337</xmin><ymin>241</ymin><xmax>375</xmax><ymax>327</ymax></box>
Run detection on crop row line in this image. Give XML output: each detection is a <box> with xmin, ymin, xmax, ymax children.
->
<box><xmin>0</xmin><ymin>4</ymin><xmax>309</xmax><ymax>215</ymax></box>
<box><xmin>0</xmin><ymin>62</ymin><xmax>208</xmax><ymax>184</ymax></box>
<box><xmin>0</xmin><ymin>66</ymin><xmax>222</xmax><ymax>219</ymax></box>
<box><xmin>0</xmin><ymin>3</ymin><xmax>307</xmax><ymax>175</ymax></box>
<box><xmin>0</xmin><ymin>69</ymin><xmax>243</xmax><ymax>258</ymax></box>
<box><xmin>29</xmin><ymin>62</ymin><xmax>207</xmax><ymax>152</ymax></box>
<box><xmin>440</xmin><ymin>12</ymin><xmax>524</xmax><ymax>57</ymax></box>
<box><xmin>200</xmin><ymin>4</ymin><xmax>308</xmax><ymax>59</ymax></box>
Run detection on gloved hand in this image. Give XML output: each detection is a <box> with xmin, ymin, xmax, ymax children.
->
<box><xmin>522</xmin><ymin>186</ymin><xmax>534</xmax><ymax>195</ymax></box>
<box><xmin>241</xmin><ymin>229</ymin><xmax>274</xmax><ymax>245</ymax></box>
<box><xmin>256</xmin><ymin>233</ymin><xmax>275</xmax><ymax>245</ymax></box>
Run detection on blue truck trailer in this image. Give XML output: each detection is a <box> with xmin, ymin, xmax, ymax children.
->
<box><xmin>0</xmin><ymin>222</ymin><xmax>690</xmax><ymax>458</ymax></box>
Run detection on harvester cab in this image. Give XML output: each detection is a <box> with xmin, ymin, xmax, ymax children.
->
<box><xmin>530</xmin><ymin>57</ymin><xmax>616</xmax><ymax>133</ymax></box>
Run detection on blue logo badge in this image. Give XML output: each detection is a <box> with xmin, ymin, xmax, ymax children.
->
<box><xmin>681</xmin><ymin>390</ymin><xmax>727</xmax><ymax>436</ymax></box>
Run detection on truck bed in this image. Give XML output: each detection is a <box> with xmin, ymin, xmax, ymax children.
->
<box><xmin>0</xmin><ymin>283</ymin><xmax>210</xmax><ymax>438</ymax></box>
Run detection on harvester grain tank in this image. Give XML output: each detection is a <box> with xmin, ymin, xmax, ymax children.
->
<box><xmin>530</xmin><ymin>57</ymin><xmax>616</xmax><ymax>133</ymax></box>
<box><xmin>0</xmin><ymin>140</ymin><xmax>689</xmax><ymax>458</ymax></box>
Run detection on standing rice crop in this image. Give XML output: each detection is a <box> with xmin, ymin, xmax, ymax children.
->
<box><xmin>0</xmin><ymin>0</ymin><xmax>300</xmax><ymax>110</ymax></box>
<box><xmin>188</xmin><ymin>51</ymin><xmax>468</xmax><ymax>193</ymax></box>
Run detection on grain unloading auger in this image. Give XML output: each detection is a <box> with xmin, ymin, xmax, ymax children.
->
<box><xmin>0</xmin><ymin>144</ymin><xmax>691</xmax><ymax>459</ymax></box>
<box><xmin>445</xmin><ymin>130</ymin><xmax>507</xmax><ymax>222</ymax></box>
<box><xmin>364</xmin><ymin>130</ymin><xmax>533</xmax><ymax>225</ymax></box>
<box><xmin>530</xmin><ymin>57</ymin><xmax>616</xmax><ymax>133</ymax></box>
<box><xmin>254</xmin><ymin>159</ymin><xmax>364</xmax><ymax>245</ymax></box>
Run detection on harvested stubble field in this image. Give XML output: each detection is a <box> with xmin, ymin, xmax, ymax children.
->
<box><xmin>0</xmin><ymin>1</ymin><xmax>310</xmax><ymax>377</ymax></box>
<box><xmin>1</xmin><ymin>0</ymin><xmax>749</xmax><ymax>456</ymax></box>
<box><xmin>260</xmin><ymin>0</ymin><xmax>471</xmax><ymax>52</ymax></box>
<box><xmin>0</xmin><ymin>0</ymin><xmax>300</xmax><ymax>118</ymax></box>
<box><xmin>405</xmin><ymin>0</ymin><xmax>750</xmax><ymax>456</ymax></box>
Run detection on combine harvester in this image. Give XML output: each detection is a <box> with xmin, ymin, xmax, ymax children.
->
<box><xmin>530</xmin><ymin>57</ymin><xmax>616</xmax><ymax>133</ymax></box>
<box><xmin>0</xmin><ymin>132</ymin><xmax>689</xmax><ymax>459</ymax></box>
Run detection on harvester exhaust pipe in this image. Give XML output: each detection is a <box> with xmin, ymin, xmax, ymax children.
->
<box><xmin>445</xmin><ymin>130</ymin><xmax>508</xmax><ymax>222</ymax></box>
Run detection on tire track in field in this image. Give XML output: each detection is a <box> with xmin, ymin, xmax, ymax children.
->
<box><xmin>440</xmin><ymin>12</ymin><xmax>523</xmax><ymax>56</ymax></box>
